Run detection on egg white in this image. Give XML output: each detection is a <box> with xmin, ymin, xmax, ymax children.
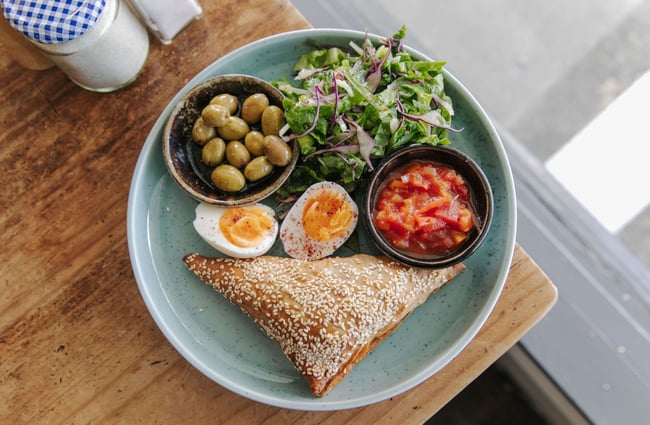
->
<box><xmin>280</xmin><ymin>181</ymin><xmax>358</xmax><ymax>261</ymax></box>
<box><xmin>193</xmin><ymin>202</ymin><xmax>278</xmax><ymax>258</ymax></box>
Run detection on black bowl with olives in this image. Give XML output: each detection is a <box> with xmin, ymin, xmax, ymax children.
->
<box><xmin>163</xmin><ymin>74</ymin><xmax>299</xmax><ymax>206</ymax></box>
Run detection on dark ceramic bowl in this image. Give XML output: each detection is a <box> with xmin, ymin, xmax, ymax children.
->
<box><xmin>163</xmin><ymin>74</ymin><xmax>298</xmax><ymax>206</ymax></box>
<box><xmin>362</xmin><ymin>145</ymin><xmax>493</xmax><ymax>268</ymax></box>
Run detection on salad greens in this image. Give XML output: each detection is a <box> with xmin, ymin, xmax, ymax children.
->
<box><xmin>274</xmin><ymin>26</ymin><xmax>459</xmax><ymax>198</ymax></box>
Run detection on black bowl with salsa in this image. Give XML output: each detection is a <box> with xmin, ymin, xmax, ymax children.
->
<box><xmin>362</xmin><ymin>145</ymin><xmax>493</xmax><ymax>268</ymax></box>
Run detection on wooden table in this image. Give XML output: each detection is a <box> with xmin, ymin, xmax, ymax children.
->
<box><xmin>0</xmin><ymin>1</ymin><xmax>557</xmax><ymax>423</ymax></box>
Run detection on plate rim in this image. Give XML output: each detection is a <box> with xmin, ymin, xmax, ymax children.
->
<box><xmin>127</xmin><ymin>27</ymin><xmax>517</xmax><ymax>411</ymax></box>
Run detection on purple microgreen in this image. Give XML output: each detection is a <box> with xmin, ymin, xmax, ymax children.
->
<box><xmin>395</xmin><ymin>37</ymin><xmax>404</xmax><ymax>52</ymax></box>
<box><xmin>365</xmin><ymin>67</ymin><xmax>382</xmax><ymax>93</ymax></box>
<box><xmin>349</xmin><ymin>59</ymin><xmax>363</xmax><ymax>75</ymax></box>
<box><xmin>327</xmin><ymin>73</ymin><xmax>341</xmax><ymax>133</ymax></box>
<box><xmin>286</xmin><ymin>85</ymin><xmax>325</xmax><ymax>140</ymax></box>
<box><xmin>365</xmin><ymin>38</ymin><xmax>390</xmax><ymax>93</ymax></box>
<box><xmin>302</xmin><ymin>143</ymin><xmax>360</xmax><ymax>162</ymax></box>
<box><xmin>302</xmin><ymin>133</ymin><xmax>358</xmax><ymax>162</ymax></box>
<box><xmin>295</xmin><ymin>67</ymin><xmax>327</xmax><ymax>80</ymax></box>
<box><xmin>431</xmin><ymin>92</ymin><xmax>454</xmax><ymax>115</ymax></box>
<box><xmin>345</xmin><ymin>118</ymin><xmax>376</xmax><ymax>171</ymax></box>
<box><xmin>396</xmin><ymin>98</ymin><xmax>462</xmax><ymax>132</ymax></box>
<box><xmin>334</xmin><ymin>150</ymin><xmax>362</xmax><ymax>173</ymax></box>
<box><xmin>279</xmin><ymin>123</ymin><xmax>292</xmax><ymax>142</ymax></box>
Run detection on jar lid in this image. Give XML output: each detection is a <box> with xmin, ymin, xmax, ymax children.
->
<box><xmin>1</xmin><ymin>0</ymin><xmax>106</xmax><ymax>44</ymax></box>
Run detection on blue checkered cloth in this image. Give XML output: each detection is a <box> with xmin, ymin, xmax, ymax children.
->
<box><xmin>1</xmin><ymin>0</ymin><xmax>106</xmax><ymax>44</ymax></box>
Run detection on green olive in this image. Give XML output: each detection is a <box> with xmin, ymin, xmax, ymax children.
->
<box><xmin>211</xmin><ymin>164</ymin><xmax>246</xmax><ymax>192</ymax></box>
<box><xmin>244</xmin><ymin>131</ymin><xmax>265</xmax><ymax>156</ymax></box>
<box><xmin>191</xmin><ymin>117</ymin><xmax>216</xmax><ymax>145</ymax></box>
<box><xmin>263</xmin><ymin>135</ymin><xmax>292</xmax><ymax>167</ymax></box>
<box><xmin>201</xmin><ymin>104</ymin><xmax>230</xmax><ymax>127</ymax></box>
<box><xmin>244</xmin><ymin>156</ymin><xmax>274</xmax><ymax>182</ymax></box>
<box><xmin>201</xmin><ymin>137</ymin><xmax>226</xmax><ymax>167</ymax></box>
<box><xmin>218</xmin><ymin>116</ymin><xmax>250</xmax><ymax>141</ymax></box>
<box><xmin>241</xmin><ymin>93</ymin><xmax>270</xmax><ymax>125</ymax></box>
<box><xmin>209</xmin><ymin>93</ymin><xmax>238</xmax><ymax>115</ymax></box>
<box><xmin>225</xmin><ymin>141</ymin><xmax>251</xmax><ymax>169</ymax></box>
<box><xmin>261</xmin><ymin>105</ymin><xmax>286</xmax><ymax>136</ymax></box>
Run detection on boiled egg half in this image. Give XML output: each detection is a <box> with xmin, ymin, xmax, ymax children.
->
<box><xmin>193</xmin><ymin>202</ymin><xmax>278</xmax><ymax>258</ymax></box>
<box><xmin>280</xmin><ymin>181</ymin><xmax>358</xmax><ymax>261</ymax></box>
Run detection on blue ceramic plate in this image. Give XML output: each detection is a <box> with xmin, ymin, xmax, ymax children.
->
<box><xmin>127</xmin><ymin>29</ymin><xmax>516</xmax><ymax>411</ymax></box>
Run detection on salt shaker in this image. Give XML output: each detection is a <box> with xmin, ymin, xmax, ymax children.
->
<box><xmin>1</xmin><ymin>0</ymin><xmax>150</xmax><ymax>92</ymax></box>
<box><xmin>128</xmin><ymin>0</ymin><xmax>202</xmax><ymax>45</ymax></box>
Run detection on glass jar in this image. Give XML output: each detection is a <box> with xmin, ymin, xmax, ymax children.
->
<box><xmin>2</xmin><ymin>0</ymin><xmax>150</xmax><ymax>92</ymax></box>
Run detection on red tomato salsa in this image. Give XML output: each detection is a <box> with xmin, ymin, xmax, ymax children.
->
<box><xmin>373</xmin><ymin>161</ymin><xmax>475</xmax><ymax>256</ymax></box>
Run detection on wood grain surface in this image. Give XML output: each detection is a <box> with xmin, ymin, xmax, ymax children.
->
<box><xmin>0</xmin><ymin>1</ymin><xmax>556</xmax><ymax>423</ymax></box>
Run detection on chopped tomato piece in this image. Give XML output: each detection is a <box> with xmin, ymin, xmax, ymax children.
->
<box><xmin>416</xmin><ymin>196</ymin><xmax>449</xmax><ymax>216</ymax></box>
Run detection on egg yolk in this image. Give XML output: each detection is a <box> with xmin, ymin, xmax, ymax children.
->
<box><xmin>219</xmin><ymin>207</ymin><xmax>275</xmax><ymax>248</ymax></box>
<box><xmin>302</xmin><ymin>189</ymin><xmax>354</xmax><ymax>242</ymax></box>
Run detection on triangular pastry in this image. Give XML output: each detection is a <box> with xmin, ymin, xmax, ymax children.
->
<box><xmin>183</xmin><ymin>253</ymin><xmax>465</xmax><ymax>397</ymax></box>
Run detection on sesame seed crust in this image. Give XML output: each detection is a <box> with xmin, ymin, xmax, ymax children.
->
<box><xmin>182</xmin><ymin>253</ymin><xmax>465</xmax><ymax>397</ymax></box>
